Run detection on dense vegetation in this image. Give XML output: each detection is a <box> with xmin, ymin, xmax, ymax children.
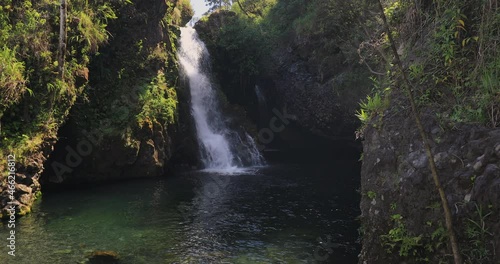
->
<box><xmin>196</xmin><ymin>0</ymin><xmax>372</xmax><ymax>108</ymax></box>
<box><xmin>0</xmin><ymin>0</ymin><xmax>193</xmax><ymax>177</ymax></box>
<box><xmin>198</xmin><ymin>0</ymin><xmax>499</xmax><ymax>131</ymax></box>
<box><xmin>357</xmin><ymin>0</ymin><xmax>500</xmax><ymax>132</ymax></box>
<box><xmin>0</xmin><ymin>0</ymin><xmax>124</xmax><ymax>173</ymax></box>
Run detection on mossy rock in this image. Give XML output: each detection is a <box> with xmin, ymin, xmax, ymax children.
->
<box><xmin>18</xmin><ymin>204</ymin><xmax>31</xmax><ymax>216</ymax></box>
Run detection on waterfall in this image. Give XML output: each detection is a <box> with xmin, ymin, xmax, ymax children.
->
<box><xmin>177</xmin><ymin>27</ymin><xmax>264</xmax><ymax>171</ymax></box>
<box><xmin>254</xmin><ymin>85</ymin><xmax>269</xmax><ymax>128</ymax></box>
<box><xmin>254</xmin><ymin>85</ymin><xmax>267</xmax><ymax>109</ymax></box>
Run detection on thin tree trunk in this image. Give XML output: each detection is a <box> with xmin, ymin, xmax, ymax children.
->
<box><xmin>50</xmin><ymin>0</ymin><xmax>67</xmax><ymax>110</ymax></box>
<box><xmin>375</xmin><ymin>1</ymin><xmax>463</xmax><ymax>263</ymax></box>
<box><xmin>58</xmin><ymin>0</ymin><xmax>67</xmax><ymax>79</ymax></box>
<box><xmin>235</xmin><ymin>0</ymin><xmax>250</xmax><ymax>17</ymax></box>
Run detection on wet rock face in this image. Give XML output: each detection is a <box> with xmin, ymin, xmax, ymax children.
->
<box><xmin>41</xmin><ymin>121</ymin><xmax>172</xmax><ymax>186</ymax></box>
<box><xmin>270</xmin><ymin>46</ymin><xmax>370</xmax><ymax>139</ymax></box>
<box><xmin>359</xmin><ymin>109</ymin><xmax>500</xmax><ymax>263</ymax></box>
<box><xmin>0</xmin><ymin>138</ymin><xmax>54</xmax><ymax>218</ymax></box>
<box><xmin>0</xmin><ymin>177</ymin><xmax>40</xmax><ymax>218</ymax></box>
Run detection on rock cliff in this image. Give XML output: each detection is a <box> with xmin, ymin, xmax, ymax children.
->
<box><xmin>359</xmin><ymin>104</ymin><xmax>500</xmax><ymax>263</ymax></box>
<box><xmin>0</xmin><ymin>0</ymin><xmax>194</xmax><ymax>217</ymax></box>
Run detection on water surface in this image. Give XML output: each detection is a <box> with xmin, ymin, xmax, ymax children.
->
<box><xmin>1</xmin><ymin>162</ymin><xmax>360</xmax><ymax>263</ymax></box>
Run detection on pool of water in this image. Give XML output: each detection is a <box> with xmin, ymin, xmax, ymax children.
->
<box><xmin>1</xmin><ymin>161</ymin><xmax>360</xmax><ymax>263</ymax></box>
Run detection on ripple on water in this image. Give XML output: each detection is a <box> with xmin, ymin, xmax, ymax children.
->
<box><xmin>0</xmin><ymin>162</ymin><xmax>360</xmax><ymax>263</ymax></box>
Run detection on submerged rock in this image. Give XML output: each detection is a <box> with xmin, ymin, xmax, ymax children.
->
<box><xmin>87</xmin><ymin>250</ymin><xmax>120</xmax><ymax>264</ymax></box>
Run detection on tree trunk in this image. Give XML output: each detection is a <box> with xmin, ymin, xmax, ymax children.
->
<box><xmin>50</xmin><ymin>0</ymin><xmax>67</xmax><ymax>110</ymax></box>
<box><xmin>58</xmin><ymin>0</ymin><xmax>67</xmax><ymax>79</ymax></box>
<box><xmin>375</xmin><ymin>1</ymin><xmax>463</xmax><ymax>263</ymax></box>
<box><xmin>235</xmin><ymin>0</ymin><xmax>251</xmax><ymax>17</ymax></box>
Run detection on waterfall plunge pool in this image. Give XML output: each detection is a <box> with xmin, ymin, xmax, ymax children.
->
<box><xmin>0</xmin><ymin>162</ymin><xmax>360</xmax><ymax>263</ymax></box>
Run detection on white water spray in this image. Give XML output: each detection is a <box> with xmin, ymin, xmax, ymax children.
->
<box><xmin>177</xmin><ymin>27</ymin><xmax>264</xmax><ymax>171</ymax></box>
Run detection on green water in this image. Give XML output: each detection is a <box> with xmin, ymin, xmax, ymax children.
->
<box><xmin>1</xmin><ymin>162</ymin><xmax>360</xmax><ymax>263</ymax></box>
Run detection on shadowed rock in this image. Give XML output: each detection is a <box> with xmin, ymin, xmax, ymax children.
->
<box><xmin>87</xmin><ymin>250</ymin><xmax>120</xmax><ymax>264</ymax></box>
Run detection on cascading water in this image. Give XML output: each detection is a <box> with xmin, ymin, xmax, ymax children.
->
<box><xmin>177</xmin><ymin>27</ymin><xmax>264</xmax><ymax>171</ymax></box>
<box><xmin>254</xmin><ymin>85</ymin><xmax>269</xmax><ymax>128</ymax></box>
<box><xmin>254</xmin><ymin>85</ymin><xmax>267</xmax><ymax>109</ymax></box>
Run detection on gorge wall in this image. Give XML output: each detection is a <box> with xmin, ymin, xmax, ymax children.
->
<box><xmin>360</xmin><ymin>104</ymin><xmax>500</xmax><ymax>263</ymax></box>
<box><xmin>41</xmin><ymin>0</ymin><xmax>192</xmax><ymax>186</ymax></box>
<box><xmin>357</xmin><ymin>1</ymin><xmax>500</xmax><ymax>262</ymax></box>
<box><xmin>1</xmin><ymin>0</ymin><xmax>499</xmax><ymax>263</ymax></box>
<box><xmin>0</xmin><ymin>0</ymin><xmax>195</xmax><ymax>217</ymax></box>
<box><xmin>194</xmin><ymin>0</ymin><xmax>500</xmax><ymax>262</ymax></box>
<box><xmin>193</xmin><ymin>8</ymin><xmax>370</xmax><ymax>163</ymax></box>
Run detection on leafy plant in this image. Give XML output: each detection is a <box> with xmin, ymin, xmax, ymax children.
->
<box><xmin>380</xmin><ymin>214</ymin><xmax>423</xmax><ymax>257</ymax></box>
<box><xmin>69</xmin><ymin>0</ymin><xmax>118</xmax><ymax>53</ymax></box>
<box><xmin>462</xmin><ymin>203</ymin><xmax>493</xmax><ymax>262</ymax></box>
<box><xmin>137</xmin><ymin>71</ymin><xmax>178</xmax><ymax>127</ymax></box>
<box><xmin>367</xmin><ymin>191</ymin><xmax>377</xmax><ymax>199</ymax></box>
<box><xmin>356</xmin><ymin>90</ymin><xmax>390</xmax><ymax>125</ymax></box>
<box><xmin>355</xmin><ymin>108</ymin><xmax>369</xmax><ymax>124</ymax></box>
<box><xmin>0</xmin><ymin>46</ymin><xmax>26</xmax><ymax>112</ymax></box>
<box><xmin>478</xmin><ymin>68</ymin><xmax>500</xmax><ymax>127</ymax></box>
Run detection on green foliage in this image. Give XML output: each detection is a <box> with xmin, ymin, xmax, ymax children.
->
<box><xmin>423</xmin><ymin>221</ymin><xmax>448</xmax><ymax>255</ymax></box>
<box><xmin>73</xmin><ymin>0</ymin><xmax>184</xmax><ymax>143</ymax></box>
<box><xmin>47</xmin><ymin>79</ymin><xmax>71</xmax><ymax>98</ymax></box>
<box><xmin>408</xmin><ymin>0</ymin><xmax>500</xmax><ymax>128</ymax></box>
<box><xmin>172</xmin><ymin>0</ymin><xmax>194</xmax><ymax>26</ymax></box>
<box><xmin>356</xmin><ymin>76</ymin><xmax>391</xmax><ymax>122</ymax></box>
<box><xmin>366</xmin><ymin>191</ymin><xmax>377</xmax><ymax>199</ymax></box>
<box><xmin>137</xmin><ymin>71</ymin><xmax>178</xmax><ymax>127</ymax></box>
<box><xmin>205</xmin><ymin>0</ymin><xmax>232</xmax><ymax>12</ymax></box>
<box><xmin>198</xmin><ymin>0</ymin><xmax>370</xmax><ymax>106</ymax></box>
<box><xmin>0</xmin><ymin>0</ymin><xmax>127</xmax><ymax>176</ymax></box>
<box><xmin>380</xmin><ymin>214</ymin><xmax>449</xmax><ymax>262</ymax></box>
<box><xmin>278</xmin><ymin>0</ymin><xmax>365</xmax><ymax>63</ymax></box>
<box><xmin>408</xmin><ymin>63</ymin><xmax>424</xmax><ymax>82</ymax></box>
<box><xmin>0</xmin><ymin>46</ymin><xmax>26</xmax><ymax>113</ymax></box>
<box><xmin>234</xmin><ymin>0</ymin><xmax>276</xmax><ymax>19</ymax></box>
<box><xmin>381</xmin><ymin>214</ymin><xmax>423</xmax><ymax>257</ymax></box>
<box><xmin>74</xmin><ymin>11</ymin><xmax>110</xmax><ymax>52</ymax></box>
<box><xmin>433</xmin><ymin>6</ymin><xmax>467</xmax><ymax>67</ymax></box>
<box><xmin>0</xmin><ymin>0</ymin><xmax>183</xmax><ymax>180</ymax></box>
<box><xmin>217</xmin><ymin>16</ymin><xmax>266</xmax><ymax>76</ymax></box>
<box><xmin>1</xmin><ymin>110</ymin><xmax>58</xmax><ymax>165</ymax></box>
<box><xmin>383</xmin><ymin>1</ymin><xmax>401</xmax><ymax>21</ymax></box>
<box><xmin>355</xmin><ymin>109</ymin><xmax>369</xmax><ymax>124</ymax></box>
<box><xmin>477</xmin><ymin>65</ymin><xmax>500</xmax><ymax>127</ymax></box>
<box><xmin>196</xmin><ymin>8</ymin><xmax>269</xmax><ymax>104</ymax></box>
<box><xmin>355</xmin><ymin>78</ymin><xmax>391</xmax><ymax>137</ymax></box>
<box><xmin>357</xmin><ymin>0</ymin><xmax>499</xmax><ymax>129</ymax></box>
<box><xmin>357</xmin><ymin>92</ymin><xmax>389</xmax><ymax>122</ymax></box>
<box><xmin>462</xmin><ymin>203</ymin><xmax>494</xmax><ymax>263</ymax></box>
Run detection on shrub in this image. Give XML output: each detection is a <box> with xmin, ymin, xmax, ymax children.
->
<box><xmin>137</xmin><ymin>71</ymin><xmax>178</xmax><ymax>127</ymax></box>
<box><xmin>0</xmin><ymin>46</ymin><xmax>26</xmax><ymax>113</ymax></box>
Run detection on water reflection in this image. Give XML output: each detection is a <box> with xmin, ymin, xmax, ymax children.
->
<box><xmin>1</xmin><ymin>162</ymin><xmax>360</xmax><ymax>264</ymax></box>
